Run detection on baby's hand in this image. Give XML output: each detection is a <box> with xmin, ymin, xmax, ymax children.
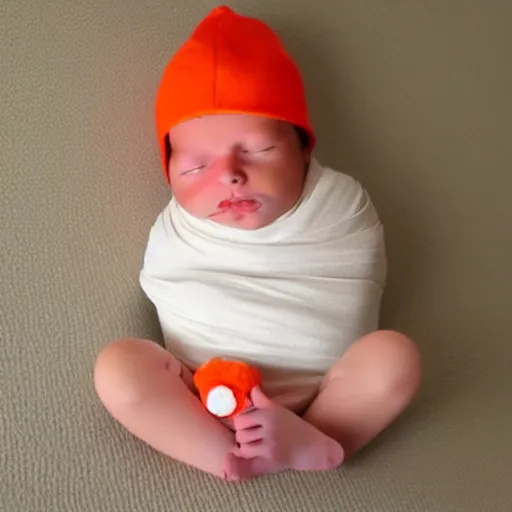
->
<box><xmin>231</xmin><ymin>387</ymin><xmax>344</xmax><ymax>471</ymax></box>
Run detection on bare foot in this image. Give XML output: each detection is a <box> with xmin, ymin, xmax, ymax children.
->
<box><xmin>223</xmin><ymin>452</ymin><xmax>281</xmax><ymax>481</ymax></box>
<box><xmin>224</xmin><ymin>387</ymin><xmax>344</xmax><ymax>479</ymax></box>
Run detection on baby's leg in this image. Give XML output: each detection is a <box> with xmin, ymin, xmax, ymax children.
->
<box><xmin>303</xmin><ymin>330</ymin><xmax>422</xmax><ymax>457</ymax></box>
<box><xmin>230</xmin><ymin>330</ymin><xmax>421</xmax><ymax>478</ymax></box>
<box><xmin>94</xmin><ymin>338</ymin><xmax>235</xmax><ymax>479</ymax></box>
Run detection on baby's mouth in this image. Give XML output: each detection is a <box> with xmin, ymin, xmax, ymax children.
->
<box><xmin>217</xmin><ymin>198</ymin><xmax>262</xmax><ymax>212</ymax></box>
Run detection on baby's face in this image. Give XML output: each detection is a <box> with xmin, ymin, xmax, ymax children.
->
<box><xmin>168</xmin><ymin>114</ymin><xmax>309</xmax><ymax>230</ymax></box>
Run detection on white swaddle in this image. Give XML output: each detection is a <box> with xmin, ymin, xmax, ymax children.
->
<box><xmin>140</xmin><ymin>159</ymin><xmax>386</xmax><ymax>409</ymax></box>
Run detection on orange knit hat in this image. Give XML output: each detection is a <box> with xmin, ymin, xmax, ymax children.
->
<box><xmin>155</xmin><ymin>5</ymin><xmax>315</xmax><ymax>182</ymax></box>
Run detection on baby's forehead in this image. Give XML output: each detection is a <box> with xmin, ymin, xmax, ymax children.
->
<box><xmin>168</xmin><ymin>114</ymin><xmax>292</xmax><ymax>144</ymax></box>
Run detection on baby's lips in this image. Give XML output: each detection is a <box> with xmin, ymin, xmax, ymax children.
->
<box><xmin>218</xmin><ymin>199</ymin><xmax>232</xmax><ymax>209</ymax></box>
<box><xmin>217</xmin><ymin>198</ymin><xmax>262</xmax><ymax>212</ymax></box>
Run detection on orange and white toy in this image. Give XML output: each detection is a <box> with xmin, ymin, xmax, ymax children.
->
<box><xmin>193</xmin><ymin>358</ymin><xmax>261</xmax><ymax>418</ymax></box>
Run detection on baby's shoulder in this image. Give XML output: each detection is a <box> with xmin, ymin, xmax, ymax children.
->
<box><xmin>313</xmin><ymin>162</ymin><xmax>367</xmax><ymax>215</ymax></box>
<box><xmin>141</xmin><ymin>200</ymin><xmax>176</xmax><ymax>263</ymax></box>
<box><xmin>318</xmin><ymin>163</ymin><xmax>361</xmax><ymax>192</ymax></box>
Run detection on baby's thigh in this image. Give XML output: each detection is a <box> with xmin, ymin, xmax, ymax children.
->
<box><xmin>94</xmin><ymin>338</ymin><xmax>193</xmax><ymax>404</ymax></box>
<box><xmin>277</xmin><ymin>386</ymin><xmax>321</xmax><ymax>415</ymax></box>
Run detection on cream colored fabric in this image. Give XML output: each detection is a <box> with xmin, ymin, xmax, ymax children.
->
<box><xmin>2</xmin><ymin>1</ymin><xmax>511</xmax><ymax>511</ymax></box>
<box><xmin>140</xmin><ymin>159</ymin><xmax>385</xmax><ymax>409</ymax></box>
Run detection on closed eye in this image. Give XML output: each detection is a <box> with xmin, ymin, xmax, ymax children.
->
<box><xmin>242</xmin><ymin>145</ymin><xmax>276</xmax><ymax>154</ymax></box>
<box><xmin>181</xmin><ymin>165</ymin><xmax>205</xmax><ymax>176</ymax></box>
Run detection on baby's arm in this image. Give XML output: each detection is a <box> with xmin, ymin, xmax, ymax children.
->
<box><xmin>94</xmin><ymin>338</ymin><xmax>236</xmax><ymax>479</ymax></box>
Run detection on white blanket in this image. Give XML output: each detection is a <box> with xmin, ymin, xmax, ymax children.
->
<box><xmin>140</xmin><ymin>159</ymin><xmax>386</xmax><ymax>409</ymax></box>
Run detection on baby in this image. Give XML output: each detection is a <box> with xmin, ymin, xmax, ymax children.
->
<box><xmin>94</xmin><ymin>6</ymin><xmax>422</xmax><ymax>481</ymax></box>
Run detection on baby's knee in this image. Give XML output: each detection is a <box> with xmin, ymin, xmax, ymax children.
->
<box><xmin>331</xmin><ymin>330</ymin><xmax>422</xmax><ymax>401</ymax></box>
<box><xmin>368</xmin><ymin>330</ymin><xmax>422</xmax><ymax>400</ymax></box>
<box><xmin>94</xmin><ymin>338</ymin><xmax>178</xmax><ymax>411</ymax></box>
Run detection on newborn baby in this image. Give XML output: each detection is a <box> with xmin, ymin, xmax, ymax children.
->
<box><xmin>94</xmin><ymin>6</ymin><xmax>422</xmax><ymax>481</ymax></box>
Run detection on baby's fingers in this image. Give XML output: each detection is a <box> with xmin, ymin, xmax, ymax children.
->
<box><xmin>232</xmin><ymin>408</ymin><xmax>264</xmax><ymax>430</ymax></box>
<box><xmin>233</xmin><ymin>440</ymin><xmax>267</xmax><ymax>459</ymax></box>
<box><xmin>236</xmin><ymin>425</ymin><xmax>264</xmax><ymax>445</ymax></box>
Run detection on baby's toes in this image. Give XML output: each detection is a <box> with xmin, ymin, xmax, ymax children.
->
<box><xmin>223</xmin><ymin>453</ymin><xmax>252</xmax><ymax>481</ymax></box>
<box><xmin>326</xmin><ymin>440</ymin><xmax>345</xmax><ymax>468</ymax></box>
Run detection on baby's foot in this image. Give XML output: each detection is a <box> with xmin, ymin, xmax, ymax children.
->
<box><xmin>223</xmin><ymin>451</ymin><xmax>281</xmax><ymax>481</ymax></box>
<box><xmin>225</xmin><ymin>387</ymin><xmax>344</xmax><ymax>479</ymax></box>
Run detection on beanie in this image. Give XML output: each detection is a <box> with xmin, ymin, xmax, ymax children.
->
<box><xmin>155</xmin><ymin>5</ymin><xmax>315</xmax><ymax>182</ymax></box>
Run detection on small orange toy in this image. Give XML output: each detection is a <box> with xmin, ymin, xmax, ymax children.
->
<box><xmin>193</xmin><ymin>358</ymin><xmax>261</xmax><ymax>418</ymax></box>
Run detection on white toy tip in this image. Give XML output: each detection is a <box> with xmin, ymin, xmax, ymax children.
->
<box><xmin>206</xmin><ymin>385</ymin><xmax>237</xmax><ymax>417</ymax></box>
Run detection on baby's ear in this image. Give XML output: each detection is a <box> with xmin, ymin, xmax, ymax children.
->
<box><xmin>165</xmin><ymin>133</ymin><xmax>172</xmax><ymax>167</ymax></box>
<box><xmin>303</xmin><ymin>147</ymin><xmax>312</xmax><ymax>165</ymax></box>
<box><xmin>294</xmin><ymin>126</ymin><xmax>309</xmax><ymax>149</ymax></box>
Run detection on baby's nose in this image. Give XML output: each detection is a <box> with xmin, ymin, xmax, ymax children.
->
<box><xmin>215</xmin><ymin>156</ymin><xmax>247</xmax><ymax>186</ymax></box>
<box><xmin>220</xmin><ymin>170</ymin><xmax>246</xmax><ymax>185</ymax></box>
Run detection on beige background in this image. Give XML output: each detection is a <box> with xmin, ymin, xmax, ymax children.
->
<box><xmin>1</xmin><ymin>1</ymin><xmax>511</xmax><ymax>511</ymax></box>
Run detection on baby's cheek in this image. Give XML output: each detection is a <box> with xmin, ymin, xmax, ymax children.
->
<box><xmin>174</xmin><ymin>178</ymin><xmax>216</xmax><ymax>214</ymax></box>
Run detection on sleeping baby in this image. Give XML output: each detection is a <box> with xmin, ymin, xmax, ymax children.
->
<box><xmin>94</xmin><ymin>5</ymin><xmax>422</xmax><ymax>481</ymax></box>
